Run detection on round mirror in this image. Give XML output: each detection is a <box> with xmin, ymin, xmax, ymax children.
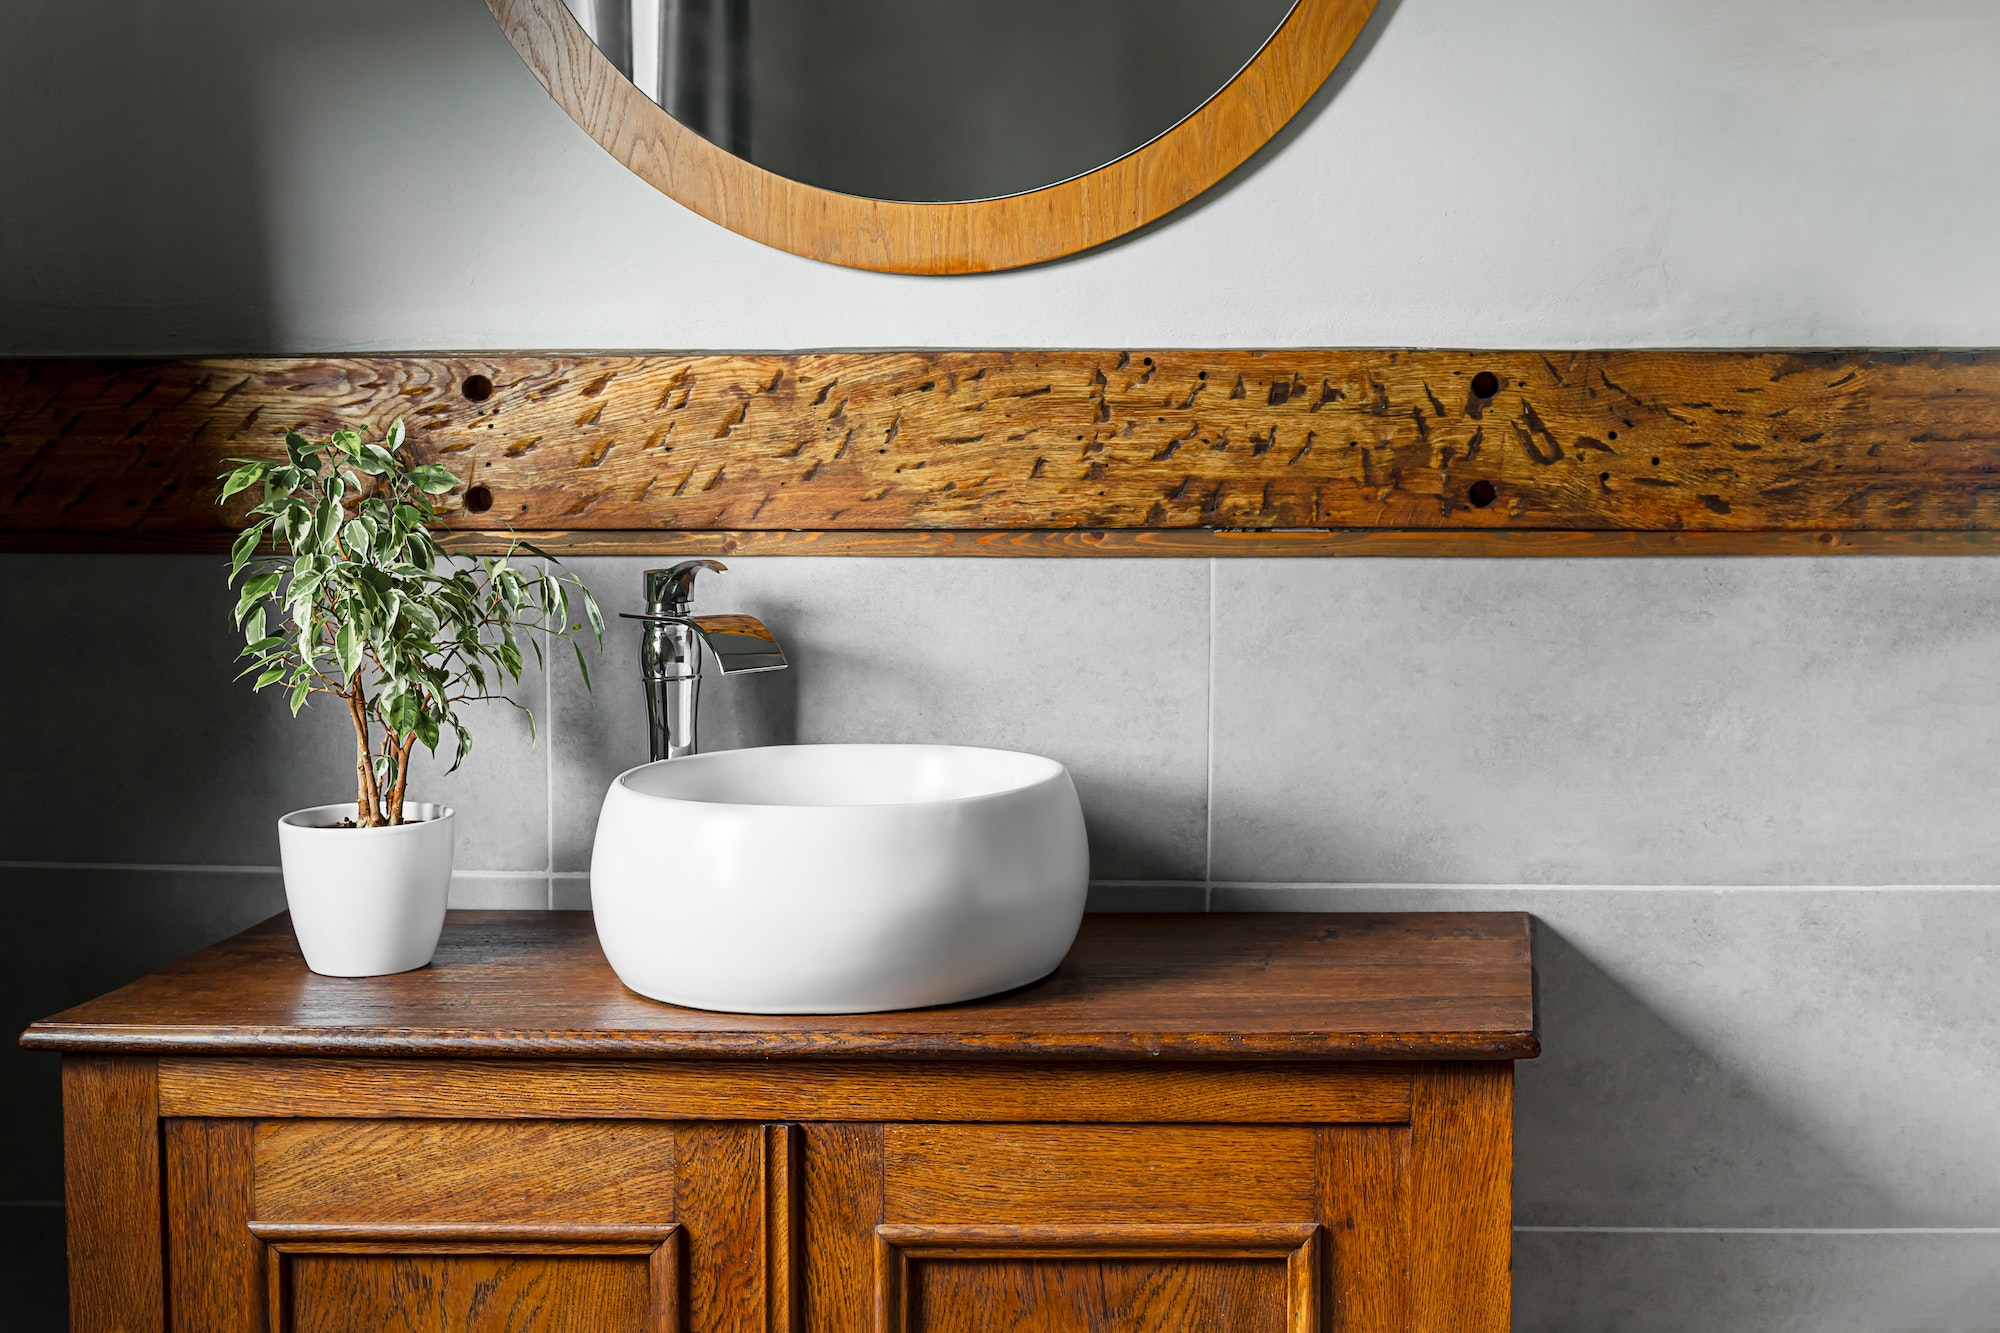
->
<box><xmin>491</xmin><ymin>0</ymin><xmax>1377</xmax><ymax>271</ymax></box>
<box><xmin>557</xmin><ymin>0</ymin><xmax>1296</xmax><ymax>204</ymax></box>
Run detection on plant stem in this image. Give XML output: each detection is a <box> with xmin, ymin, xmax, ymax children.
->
<box><xmin>386</xmin><ymin>731</ymin><xmax>417</xmax><ymax>824</ymax></box>
<box><xmin>346</xmin><ymin>682</ymin><xmax>383</xmax><ymax>827</ymax></box>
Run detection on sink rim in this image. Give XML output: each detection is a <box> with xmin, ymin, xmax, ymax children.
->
<box><xmin>609</xmin><ymin>741</ymin><xmax>1071</xmax><ymax>812</ymax></box>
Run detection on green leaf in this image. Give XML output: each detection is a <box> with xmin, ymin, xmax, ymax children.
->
<box><xmin>288</xmin><ymin>679</ymin><xmax>310</xmax><ymax>716</ymax></box>
<box><xmin>218</xmin><ymin>460</ymin><xmax>271</xmax><ymax>504</ymax></box>
<box><xmin>312</xmin><ymin>491</ymin><xmax>341</xmax><ymax>552</ymax></box>
<box><xmin>408</xmin><ymin>463</ymin><xmax>460</xmax><ymax>495</ymax></box>
<box><xmin>444</xmin><ymin>718</ymin><xmax>473</xmax><ymax>774</ymax></box>
<box><xmin>386</xmin><ymin>418</ymin><xmax>406</xmax><ymax>453</ymax></box>
<box><xmin>284</xmin><ymin>431</ymin><xmax>321</xmax><ymax>475</ymax></box>
<box><xmin>228</xmin><ymin>520</ymin><xmax>270</xmax><ymax>578</ymax></box>
<box><xmin>334</xmin><ymin>622</ymin><xmax>362</xmax><ymax>681</ymax></box>
<box><xmin>253</xmin><ymin>663</ymin><xmax>287</xmax><ymax>690</ymax></box>
<box><xmin>353</xmin><ymin>443</ymin><xmax>400</xmax><ymax>476</ymax></box>
<box><xmin>342</xmin><ymin>514</ymin><xmax>377</xmax><ymax>559</ymax></box>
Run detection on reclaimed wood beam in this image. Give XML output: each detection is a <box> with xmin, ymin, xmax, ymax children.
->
<box><xmin>4</xmin><ymin>350</ymin><xmax>1998</xmax><ymax>555</ymax></box>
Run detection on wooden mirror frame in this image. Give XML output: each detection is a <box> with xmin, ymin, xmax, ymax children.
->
<box><xmin>487</xmin><ymin>0</ymin><xmax>1378</xmax><ymax>273</ymax></box>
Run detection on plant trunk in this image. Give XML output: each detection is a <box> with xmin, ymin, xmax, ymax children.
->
<box><xmin>385</xmin><ymin>731</ymin><xmax>418</xmax><ymax>825</ymax></box>
<box><xmin>347</xmin><ymin>684</ymin><xmax>384</xmax><ymax>827</ymax></box>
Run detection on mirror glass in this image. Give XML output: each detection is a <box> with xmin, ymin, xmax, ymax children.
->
<box><xmin>559</xmin><ymin>0</ymin><xmax>1298</xmax><ymax>203</ymax></box>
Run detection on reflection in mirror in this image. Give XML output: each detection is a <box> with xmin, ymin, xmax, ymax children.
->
<box><xmin>558</xmin><ymin>0</ymin><xmax>1297</xmax><ymax>203</ymax></box>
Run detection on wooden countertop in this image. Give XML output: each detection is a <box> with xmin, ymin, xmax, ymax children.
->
<box><xmin>22</xmin><ymin>911</ymin><xmax>1538</xmax><ymax>1062</ymax></box>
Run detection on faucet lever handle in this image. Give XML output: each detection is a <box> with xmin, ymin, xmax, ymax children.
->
<box><xmin>642</xmin><ymin>559</ymin><xmax>726</xmax><ymax>616</ymax></box>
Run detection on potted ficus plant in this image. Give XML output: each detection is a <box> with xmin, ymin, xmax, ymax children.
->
<box><xmin>220</xmin><ymin>419</ymin><xmax>601</xmax><ymax>977</ymax></box>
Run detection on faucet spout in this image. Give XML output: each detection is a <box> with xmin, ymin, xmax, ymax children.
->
<box><xmin>620</xmin><ymin>562</ymin><xmax>787</xmax><ymax>762</ymax></box>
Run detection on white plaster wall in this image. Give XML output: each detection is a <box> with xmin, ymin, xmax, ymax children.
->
<box><xmin>5</xmin><ymin>0</ymin><xmax>2000</xmax><ymax>352</ymax></box>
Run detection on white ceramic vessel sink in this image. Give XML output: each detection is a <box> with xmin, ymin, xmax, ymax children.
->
<box><xmin>590</xmin><ymin>743</ymin><xmax>1090</xmax><ymax>1013</ymax></box>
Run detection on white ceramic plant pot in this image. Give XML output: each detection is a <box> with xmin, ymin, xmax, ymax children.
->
<box><xmin>276</xmin><ymin>802</ymin><xmax>455</xmax><ymax>977</ymax></box>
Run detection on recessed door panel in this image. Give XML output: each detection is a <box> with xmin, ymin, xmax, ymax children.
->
<box><xmin>285</xmin><ymin>1253</ymin><xmax>652</xmax><ymax>1332</ymax></box>
<box><xmin>908</xmin><ymin>1256</ymin><xmax>1289</xmax><ymax>1333</ymax></box>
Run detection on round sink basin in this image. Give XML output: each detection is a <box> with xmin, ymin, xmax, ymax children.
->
<box><xmin>590</xmin><ymin>743</ymin><xmax>1089</xmax><ymax>1013</ymax></box>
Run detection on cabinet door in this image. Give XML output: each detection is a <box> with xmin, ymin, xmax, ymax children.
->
<box><xmin>803</xmin><ymin>1123</ymin><xmax>1394</xmax><ymax>1333</ymax></box>
<box><xmin>165</xmin><ymin>1118</ymin><xmax>799</xmax><ymax>1333</ymax></box>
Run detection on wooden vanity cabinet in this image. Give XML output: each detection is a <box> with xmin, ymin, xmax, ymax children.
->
<box><xmin>28</xmin><ymin>911</ymin><xmax>1537</xmax><ymax>1333</ymax></box>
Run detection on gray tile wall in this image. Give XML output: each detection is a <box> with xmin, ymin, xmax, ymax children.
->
<box><xmin>6</xmin><ymin>553</ymin><xmax>2000</xmax><ymax>1329</ymax></box>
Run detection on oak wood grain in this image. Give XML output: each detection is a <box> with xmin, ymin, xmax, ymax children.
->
<box><xmin>677</xmin><ymin>1122</ymin><xmax>767</xmax><ymax>1333</ymax></box>
<box><xmin>253</xmin><ymin>1120</ymin><xmax>679</xmax><ymax>1224</ymax></box>
<box><xmin>1408</xmin><ymin>1064</ymin><xmax>1512</xmax><ymax>1333</ymax></box>
<box><xmin>882</xmin><ymin>1126</ymin><xmax>1317</xmax><ymax>1225</ymax></box>
<box><xmin>899</xmin><ymin>1258</ymin><xmax>1290</xmax><ymax>1333</ymax></box>
<box><xmin>156</xmin><ymin>1057</ymin><xmax>1414</xmax><ymax>1123</ymax></box>
<box><xmin>876</xmin><ymin>1227</ymin><xmax>1320</xmax><ymax>1333</ymax></box>
<box><xmin>7</xmin><ymin>350</ymin><xmax>1999</xmax><ymax>555</ymax></box>
<box><xmin>26</xmin><ymin>911</ymin><xmax>1539</xmax><ymax>1061</ymax></box>
<box><xmin>165</xmin><ymin>1118</ymin><xmax>262</xmax><ymax>1333</ymax></box>
<box><xmin>766</xmin><ymin>1124</ymin><xmax>803</xmax><ymax>1333</ymax></box>
<box><xmin>487</xmin><ymin>0</ymin><xmax>1377</xmax><ymax>273</ymax></box>
<box><xmin>62</xmin><ymin>1056</ymin><xmax>165</xmax><ymax>1333</ymax></box>
<box><xmin>803</xmin><ymin>1125</ymin><xmax>885</xmax><ymax>1333</ymax></box>
<box><xmin>1319</xmin><ymin>1125</ymin><xmax>1411</xmax><ymax>1333</ymax></box>
<box><xmin>283</xmin><ymin>1253</ymin><xmax>652</xmax><ymax>1333</ymax></box>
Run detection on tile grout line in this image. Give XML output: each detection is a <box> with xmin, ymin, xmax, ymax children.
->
<box><xmin>1204</xmin><ymin>557</ymin><xmax>1215</xmax><ymax>912</ymax></box>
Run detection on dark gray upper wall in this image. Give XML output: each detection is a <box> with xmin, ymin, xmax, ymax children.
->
<box><xmin>3</xmin><ymin>0</ymin><xmax>1998</xmax><ymax>352</ymax></box>
<box><xmin>740</xmin><ymin>0</ymin><xmax>1294</xmax><ymax>202</ymax></box>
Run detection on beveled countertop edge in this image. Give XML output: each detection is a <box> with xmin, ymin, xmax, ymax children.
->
<box><xmin>19</xmin><ymin>1023</ymin><xmax>1541</xmax><ymax>1062</ymax></box>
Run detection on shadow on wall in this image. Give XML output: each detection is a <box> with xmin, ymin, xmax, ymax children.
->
<box><xmin>0</xmin><ymin>0</ymin><xmax>281</xmax><ymax>354</ymax></box>
<box><xmin>1520</xmin><ymin>921</ymin><xmax>1902</xmax><ymax>1227</ymax></box>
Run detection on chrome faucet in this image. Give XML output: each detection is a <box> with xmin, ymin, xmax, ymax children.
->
<box><xmin>620</xmin><ymin>560</ymin><xmax>788</xmax><ymax>761</ymax></box>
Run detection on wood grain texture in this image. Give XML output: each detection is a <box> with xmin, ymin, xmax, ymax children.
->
<box><xmin>26</xmin><ymin>911</ymin><xmax>1539</xmax><ymax>1061</ymax></box>
<box><xmin>875</xmin><ymin>1226</ymin><xmax>1319</xmax><ymax>1333</ymax></box>
<box><xmin>804</xmin><ymin>1125</ymin><xmax>885</xmax><ymax>1333</ymax></box>
<box><xmin>677</xmin><ymin>1122</ymin><xmax>767</xmax><ymax>1333</ymax></box>
<box><xmin>486</xmin><ymin>0</ymin><xmax>1376</xmax><ymax>273</ymax></box>
<box><xmin>165</xmin><ymin>1118</ymin><xmax>262</xmax><ymax>1333</ymax></box>
<box><xmin>7</xmin><ymin>350</ymin><xmax>2000</xmax><ymax>555</ymax></box>
<box><xmin>62</xmin><ymin>1056</ymin><xmax>164</xmax><ymax>1333</ymax></box>
<box><xmin>283</xmin><ymin>1253</ymin><xmax>652</xmax><ymax>1333</ymax></box>
<box><xmin>1319</xmin><ymin>1125</ymin><xmax>1411</xmax><ymax>1333</ymax></box>
<box><xmin>254</xmin><ymin>1223</ymin><xmax>681</xmax><ymax>1332</ymax></box>
<box><xmin>1408</xmin><ymin>1064</ymin><xmax>1512</xmax><ymax>1333</ymax></box>
<box><xmin>897</xmin><ymin>1258</ymin><xmax>1290</xmax><ymax>1333</ymax></box>
<box><xmin>882</xmin><ymin>1126</ymin><xmax>1317</xmax><ymax>1224</ymax></box>
<box><xmin>766</xmin><ymin>1124</ymin><xmax>803</xmax><ymax>1333</ymax></box>
<box><xmin>253</xmin><ymin>1119</ymin><xmax>678</xmax><ymax>1223</ymax></box>
<box><xmin>157</xmin><ymin>1057</ymin><xmax>1413</xmax><ymax>1123</ymax></box>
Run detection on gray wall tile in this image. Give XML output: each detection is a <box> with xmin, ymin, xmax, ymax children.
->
<box><xmin>1084</xmin><ymin>883</ymin><xmax>1209</xmax><ymax>913</ymax></box>
<box><xmin>551</xmin><ymin>875</ymin><xmax>593</xmax><ymax>911</ymax></box>
<box><xmin>0</xmin><ymin>555</ymin><xmax>550</xmax><ymax>871</ymax></box>
<box><xmin>448</xmin><ymin>874</ymin><xmax>549</xmax><ymax>909</ymax></box>
<box><xmin>1515</xmin><ymin>1230</ymin><xmax>2000</xmax><ymax>1333</ymax></box>
<box><xmin>551</xmin><ymin>557</ymin><xmax>1210</xmax><ymax>881</ymax></box>
<box><xmin>0</xmin><ymin>1206</ymin><xmax>65</xmax><ymax>1333</ymax></box>
<box><xmin>1210</xmin><ymin>559</ymin><xmax>2000</xmax><ymax>885</ymax></box>
<box><xmin>1214</xmin><ymin>884</ymin><xmax>2000</xmax><ymax>1228</ymax></box>
<box><xmin>0</xmin><ymin>866</ymin><xmax>286</xmax><ymax>1201</ymax></box>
